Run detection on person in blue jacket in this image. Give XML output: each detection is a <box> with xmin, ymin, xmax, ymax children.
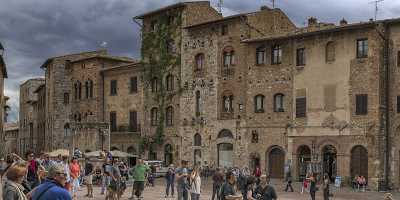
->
<box><xmin>31</xmin><ymin>163</ymin><xmax>71</xmax><ymax>200</ymax></box>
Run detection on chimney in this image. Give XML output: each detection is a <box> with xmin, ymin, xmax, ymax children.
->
<box><xmin>340</xmin><ymin>18</ymin><xmax>348</xmax><ymax>26</ymax></box>
<box><xmin>308</xmin><ymin>17</ymin><xmax>318</xmax><ymax>27</ymax></box>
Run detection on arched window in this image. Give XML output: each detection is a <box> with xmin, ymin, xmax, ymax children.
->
<box><xmin>166</xmin><ymin>106</ymin><xmax>173</xmax><ymax>126</ymax></box>
<box><xmin>254</xmin><ymin>95</ymin><xmax>265</xmax><ymax>113</ymax></box>
<box><xmin>194</xmin><ymin>133</ymin><xmax>202</xmax><ymax>146</ymax></box>
<box><xmin>195</xmin><ymin>91</ymin><xmax>201</xmax><ymax>115</ymax></box>
<box><xmin>223</xmin><ymin>46</ymin><xmax>235</xmax><ymax>67</ymax></box>
<box><xmin>218</xmin><ymin>129</ymin><xmax>233</xmax><ymax>138</ymax></box>
<box><xmin>326</xmin><ymin>41</ymin><xmax>335</xmax><ymax>62</ymax></box>
<box><xmin>222</xmin><ymin>95</ymin><xmax>233</xmax><ymax>112</ymax></box>
<box><xmin>151</xmin><ymin>107</ymin><xmax>158</xmax><ymax>126</ymax></box>
<box><xmin>195</xmin><ymin>53</ymin><xmax>205</xmax><ymax>71</ymax></box>
<box><xmin>166</xmin><ymin>75</ymin><xmax>174</xmax><ymax>91</ymax></box>
<box><xmin>256</xmin><ymin>46</ymin><xmax>266</xmax><ymax>65</ymax></box>
<box><xmin>274</xmin><ymin>93</ymin><xmax>285</xmax><ymax>112</ymax></box>
<box><xmin>151</xmin><ymin>77</ymin><xmax>158</xmax><ymax>93</ymax></box>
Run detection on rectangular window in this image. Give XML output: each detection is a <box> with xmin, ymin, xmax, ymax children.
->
<box><xmin>110</xmin><ymin>112</ymin><xmax>117</xmax><ymax>132</ymax></box>
<box><xmin>397</xmin><ymin>96</ymin><xmax>400</xmax><ymax>113</ymax></box>
<box><xmin>63</xmin><ymin>93</ymin><xmax>69</xmax><ymax>105</ymax></box>
<box><xmin>110</xmin><ymin>80</ymin><xmax>117</xmax><ymax>96</ymax></box>
<box><xmin>355</xmin><ymin>94</ymin><xmax>368</xmax><ymax>115</ymax></box>
<box><xmin>221</xmin><ymin>24</ymin><xmax>228</xmax><ymax>35</ymax></box>
<box><xmin>130</xmin><ymin>77</ymin><xmax>138</xmax><ymax>93</ymax></box>
<box><xmin>296</xmin><ymin>97</ymin><xmax>307</xmax><ymax>118</ymax></box>
<box><xmin>296</xmin><ymin>48</ymin><xmax>306</xmax><ymax>66</ymax></box>
<box><xmin>356</xmin><ymin>39</ymin><xmax>368</xmax><ymax>58</ymax></box>
<box><xmin>271</xmin><ymin>45</ymin><xmax>282</xmax><ymax>65</ymax></box>
<box><xmin>129</xmin><ymin>111</ymin><xmax>138</xmax><ymax>132</ymax></box>
<box><xmin>256</xmin><ymin>47</ymin><xmax>266</xmax><ymax>65</ymax></box>
<box><xmin>324</xmin><ymin>85</ymin><xmax>336</xmax><ymax>112</ymax></box>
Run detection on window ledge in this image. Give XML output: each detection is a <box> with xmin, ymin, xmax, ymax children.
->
<box><xmin>255</xmin><ymin>110</ymin><xmax>265</xmax><ymax>113</ymax></box>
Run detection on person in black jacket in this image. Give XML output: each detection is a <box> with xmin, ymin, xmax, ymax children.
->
<box><xmin>254</xmin><ymin>175</ymin><xmax>277</xmax><ymax>200</ymax></box>
<box><xmin>220</xmin><ymin>171</ymin><xmax>236</xmax><ymax>200</ymax></box>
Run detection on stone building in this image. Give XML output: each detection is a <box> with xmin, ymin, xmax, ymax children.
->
<box><xmin>0</xmin><ymin>41</ymin><xmax>7</xmax><ymax>154</ymax></box>
<box><xmin>101</xmin><ymin>62</ymin><xmax>142</xmax><ymax>162</ymax></box>
<box><xmin>4</xmin><ymin>122</ymin><xmax>18</xmax><ymax>154</ymax></box>
<box><xmin>134</xmin><ymin>1</ymin><xmax>400</xmax><ymax>190</ymax></box>
<box><xmin>33</xmin><ymin>84</ymin><xmax>46</xmax><ymax>152</ymax></box>
<box><xmin>18</xmin><ymin>78</ymin><xmax>44</xmax><ymax>155</ymax></box>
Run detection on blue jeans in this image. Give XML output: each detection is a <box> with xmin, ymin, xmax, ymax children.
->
<box><xmin>166</xmin><ymin>181</ymin><xmax>174</xmax><ymax>196</ymax></box>
<box><xmin>177</xmin><ymin>187</ymin><xmax>188</xmax><ymax>200</ymax></box>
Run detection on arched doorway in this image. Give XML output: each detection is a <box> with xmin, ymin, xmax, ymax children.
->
<box><xmin>127</xmin><ymin>146</ymin><xmax>137</xmax><ymax>166</ymax></box>
<box><xmin>350</xmin><ymin>145</ymin><xmax>368</xmax><ymax>180</ymax></box>
<box><xmin>164</xmin><ymin>144</ymin><xmax>173</xmax><ymax>166</ymax></box>
<box><xmin>249</xmin><ymin>152</ymin><xmax>261</xmax><ymax>173</ymax></box>
<box><xmin>322</xmin><ymin>145</ymin><xmax>337</xmax><ymax>182</ymax></box>
<box><xmin>217</xmin><ymin>129</ymin><xmax>234</xmax><ymax>168</ymax></box>
<box><xmin>194</xmin><ymin>149</ymin><xmax>202</xmax><ymax>166</ymax></box>
<box><xmin>268</xmin><ymin>147</ymin><xmax>285</xmax><ymax>178</ymax></box>
<box><xmin>297</xmin><ymin>145</ymin><xmax>311</xmax><ymax>181</ymax></box>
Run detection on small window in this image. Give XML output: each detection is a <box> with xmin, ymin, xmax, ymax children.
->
<box><xmin>89</xmin><ymin>80</ymin><xmax>93</xmax><ymax>98</ymax></box>
<box><xmin>251</xmin><ymin>130</ymin><xmax>258</xmax><ymax>143</ymax></box>
<box><xmin>195</xmin><ymin>53</ymin><xmax>205</xmax><ymax>71</ymax></box>
<box><xmin>398</xmin><ymin>51</ymin><xmax>400</xmax><ymax>67</ymax></box>
<box><xmin>166</xmin><ymin>106</ymin><xmax>174</xmax><ymax>126</ymax></box>
<box><xmin>195</xmin><ymin>91</ymin><xmax>201</xmax><ymax>115</ymax></box>
<box><xmin>194</xmin><ymin>133</ymin><xmax>202</xmax><ymax>146</ymax></box>
<box><xmin>221</xmin><ymin>24</ymin><xmax>228</xmax><ymax>35</ymax></box>
<box><xmin>355</xmin><ymin>94</ymin><xmax>368</xmax><ymax>115</ymax></box>
<box><xmin>166</xmin><ymin>75</ymin><xmax>174</xmax><ymax>91</ymax></box>
<box><xmin>296</xmin><ymin>48</ymin><xmax>305</xmax><ymax>66</ymax></box>
<box><xmin>110</xmin><ymin>112</ymin><xmax>117</xmax><ymax>132</ymax></box>
<box><xmin>110</xmin><ymin>80</ymin><xmax>117</xmax><ymax>96</ymax></box>
<box><xmin>256</xmin><ymin>46</ymin><xmax>266</xmax><ymax>65</ymax></box>
<box><xmin>326</xmin><ymin>42</ymin><xmax>335</xmax><ymax>62</ymax></box>
<box><xmin>151</xmin><ymin>77</ymin><xmax>158</xmax><ymax>93</ymax></box>
<box><xmin>397</xmin><ymin>96</ymin><xmax>400</xmax><ymax>113</ymax></box>
<box><xmin>254</xmin><ymin>95</ymin><xmax>265</xmax><ymax>113</ymax></box>
<box><xmin>274</xmin><ymin>94</ymin><xmax>285</xmax><ymax>112</ymax></box>
<box><xmin>271</xmin><ymin>45</ymin><xmax>282</xmax><ymax>64</ymax></box>
<box><xmin>356</xmin><ymin>39</ymin><xmax>368</xmax><ymax>58</ymax></box>
<box><xmin>296</xmin><ymin>97</ymin><xmax>306</xmax><ymax>118</ymax></box>
<box><xmin>63</xmin><ymin>93</ymin><xmax>69</xmax><ymax>105</ymax></box>
<box><xmin>223</xmin><ymin>51</ymin><xmax>235</xmax><ymax>67</ymax></box>
<box><xmin>167</xmin><ymin>15</ymin><xmax>175</xmax><ymax>25</ymax></box>
<box><xmin>150</xmin><ymin>20</ymin><xmax>157</xmax><ymax>31</ymax></box>
<box><xmin>151</xmin><ymin>107</ymin><xmax>158</xmax><ymax>126</ymax></box>
<box><xmin>85</xmin><ymin>81</ymin><xmax>89</xmax><ymax>99</ymax></box>
<box><xmin>130</xmin><ymin>77</ymin><xmax>138</xmax><ymax>93</ymax></box>
<box><xmin>129</xmin><ymin>111</ymin><xmax>138</xmax><ymax>132</ymax></box>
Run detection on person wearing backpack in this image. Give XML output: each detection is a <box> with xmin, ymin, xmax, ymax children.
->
<box><xmin>31</xmin><ymin>163</ymin><xmax>71</xmax><ymax>200</ymax></box>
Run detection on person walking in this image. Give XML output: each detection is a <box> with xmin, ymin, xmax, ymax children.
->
<box><xmin>69</xmin><ymin>157</ymin><xmax>80</xmax><ymax>199</ymax></box>
<box><xmin>129</xmin><ymin>158</ymin><xmax>150</xmax><ymax>200</ymax></box>
<box><xmin>26</xmin><ymin>152</ymin><xmax>39</xmax><ymax>189</ymax></box>
<box><xmin>107</xmin><ymin>159</ymin><xmax>122</xmax><ymax>200</ymax></box>
<box><xmin>31</xmin><ymin>163</ymin><xmax>72</xmax><ymax>200</ymax></box>
<box><xmin>323</xmin><ymin>173</ymin><xmax>330</xmax><ymax>200</ymax></box>
<box><xmin>101</xmin><ymin>158</ymin><xmax>112</xmax><ymax>195</ymax></box>
<box><xmin>308</xmin><ymin>173</ymin><xmax>317</xmax><ymax>200</ymax></box>
<box><xmin>165</xmin><ymin>164</ymin><xmax>175</xmax><ymax>198</ymax></box>
<box><xmin>84</xmin><ymin>158</ymin><xmax>94</xmax><ymax>198</ymax></box>
<box><xmin>2</xmin><ymin>162</ymin><xmax>29</xmax><ymax>200</ymax></box>
<box><xmin>190</xmin><ymin>166</ymin><xmax>201</xmax><ymax>200</ymax></box>
<box><xmin>176</xmin><ymin>160</ymin><xmax>189</xmax><ymax>200</ymax></box>
<box><xmin>284</xmin><ymin>172</ymin><xmax>294</xmax><ymax>192</ymax></box>
<box><xmin>211</xmin><ymin>168</ymin><xmax>224</xmax><ymax>200</ymax></box>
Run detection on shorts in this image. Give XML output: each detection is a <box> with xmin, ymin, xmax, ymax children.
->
<box><xmin>134</xmin><ymin>181</ymin><xmax>145</xmax><ymax>191</ymax></box>
<box><xmin>85</xmin><ymin>175</ymin><xmax>93</xmax><ymax>185</ymax></box>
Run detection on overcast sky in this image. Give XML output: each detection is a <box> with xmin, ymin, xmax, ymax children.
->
<box><xmin>1</xmin><ymin>0</ymin><xmax>399</xmax><ymax>122</ymax></box>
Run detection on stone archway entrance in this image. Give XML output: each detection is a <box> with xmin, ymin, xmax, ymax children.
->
<box><xmin>350</xmin><ymin>145</ymin><xmax>368</xmax><ymax>180</ymax></box>
<box><xmin>217</xmin><ymin>129</ymin><xmax>234</xmax><ymax>168</ymax></box>
<box><xmin>268</xmin><ymin>147</ymin><xmax>285</xmax><ymax>178</ymax></box>
<box><xmin>322</xmin><ymin>145</ymin><xmax>337</xmax><ymax>182</ymax></box>
<box><xmin>249</xmin><ymin>152</ymin><xmax>261</xmax><ymax>173</ymax></box>
<box><xmin>297</xmin><ymin>145</ymin><xmax>311</xmax><ymax>181</ymax></box>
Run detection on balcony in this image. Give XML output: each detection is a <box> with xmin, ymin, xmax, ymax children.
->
<box><xmin>222</xmin><ymin>67</ymin><xmax>235</xmax><ymax>78</ymax></box>
<box><xmin>111</xmin><ymin>124</ymin><xmax>141</xmax><ymax>134</ymax></box>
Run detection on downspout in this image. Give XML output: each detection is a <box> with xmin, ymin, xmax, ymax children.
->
<box><xmin>383</xmin><ymin>22</ymin><xmax>390</xmax><ymax>190</ymax></box>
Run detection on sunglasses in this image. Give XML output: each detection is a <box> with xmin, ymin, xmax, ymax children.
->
<box><xmin>57</xmin><ymin>173</ymin><xmax>68</xmax><ymax>177</ymax></box>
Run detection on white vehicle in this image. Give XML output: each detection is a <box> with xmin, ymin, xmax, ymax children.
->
<box><xmin>144</xmin><ymin>160</ymin><xmax>169</xmax><ymax>177</ymax></box>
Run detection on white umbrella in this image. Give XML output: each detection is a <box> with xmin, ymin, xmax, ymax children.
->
<box><xmin>111</xmin><ymin>150</ymin><xmax>136</xmax><ymax>158</ymax></box>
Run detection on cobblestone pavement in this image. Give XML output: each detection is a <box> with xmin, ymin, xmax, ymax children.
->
<box><xmin>74</xmin><ymin>179</ymin><xmax>400</xmax><ymax>200</ymax></box>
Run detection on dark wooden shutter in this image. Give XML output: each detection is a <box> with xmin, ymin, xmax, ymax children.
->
<box><xmin>356</xmin><ymin>94</ymin><xmax>368</xmax><ymax>115</ymax></box>
<box><xmin>129</xmin><ymin>111</ymin><xmax>137</xmax><ymax>132</ymax></box>
<box><xmin>296</xmin><ymin>97</ymin><xmax>306</xmax><ymax>118</ymax></box>
<box><xmin>397</xmin><ymin>96</ymin><xmax>400</xmax><ymax>113</ymax></box>
<box><xmin>110</xmin><ymin>80</ymin><xmax>117</xmax><ymax>95</ymax></box>
<box><xmin>130</xmin><ymin>77</ymin><xmax>138</xmax><ymax>93</ymax></box>
<box><xmin>110</xmin><ymin>112</ymin><xmax>117</xmax><ymax>131</ymax></box>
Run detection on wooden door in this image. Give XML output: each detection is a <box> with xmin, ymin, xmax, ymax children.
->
<box><xmin>269</xmin><ymin>148</ymin><xmax>285</xmax><ymax>178</ymax></box>
<box><xmin>351</xmin><ymin>146</ymin><xmax>368</xmax><ymax>180</ymax></box>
